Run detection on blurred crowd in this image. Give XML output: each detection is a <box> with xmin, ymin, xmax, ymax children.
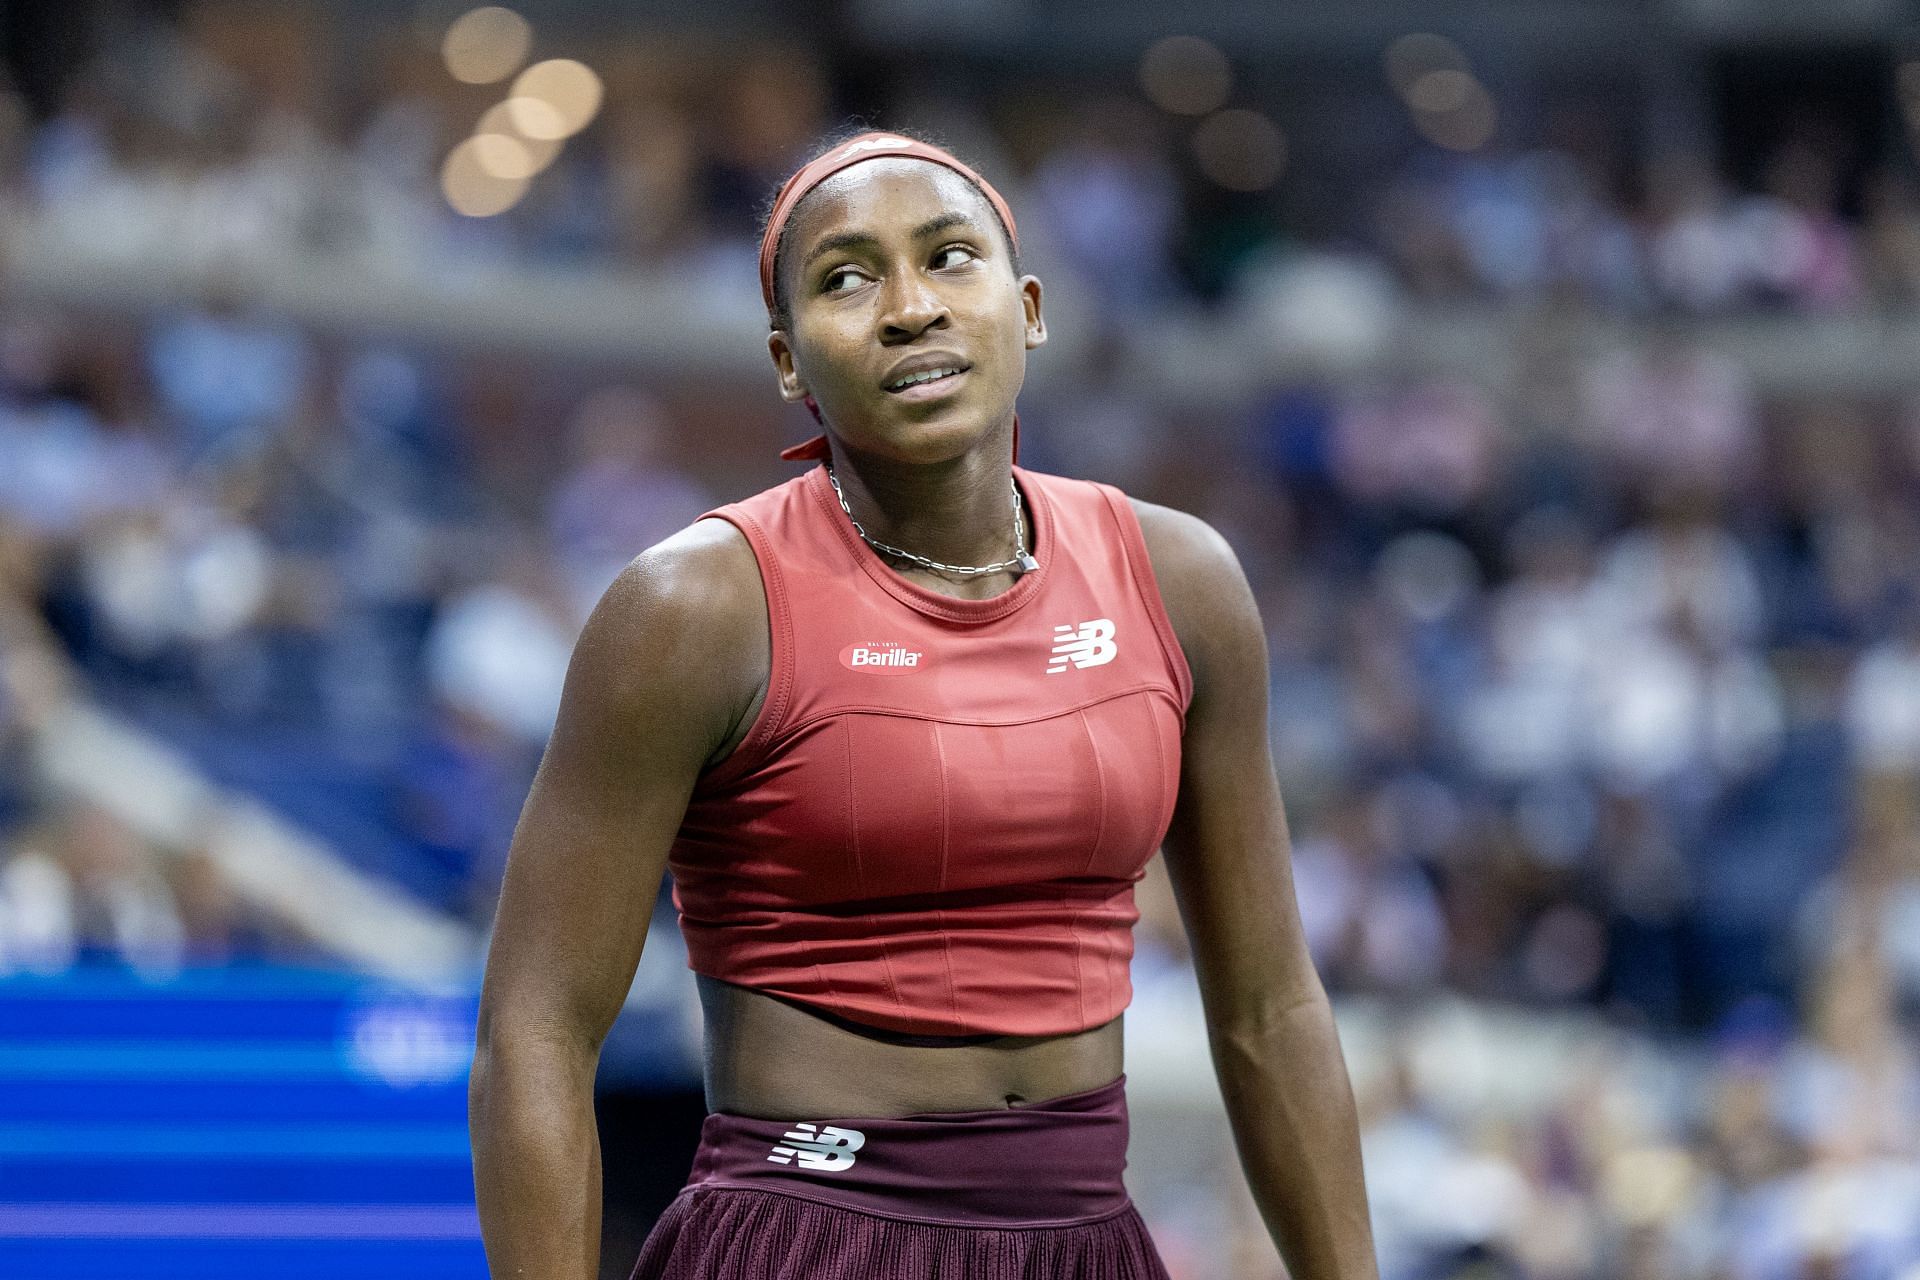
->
<box><xmin>1373</xmin><ymin>145</ymin><xmax>1920</xmax><ymax>314</ymax></box>
<box><xmin>1158</xmin><ymin>940</ymin><xmax>1920</xmax><ymax>1280</ymax></box>
<box><xmin>1</xmin><ymin>2</ymin><xmax>1919</xmax><ymax>1278</ymax></box>
<box><xmin>3</xmin><ymin>4</ymin><xmax>1919</xmax><ymax>317</ymax></box>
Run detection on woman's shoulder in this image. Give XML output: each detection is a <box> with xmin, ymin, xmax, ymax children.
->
<box><xmin>1020</xmin><ymin>469</ymin><xmax>1230</xmax><ymax>566</ymax></box>
<box><xmin>1023</xmin><ymin>466</ymin><xmax>1237</xmax><ymax>583</ymax></box>
<box><xmin>573</xmin><ymin>515</ymin><xmax>769</xmax><ymax>743</ymax></box>
<box><xmin>1018</xmin><ymin>468</ymin><xmax>1247</xmax><ymax>640</ymax></box>
<box><xmin>704</xmin><ymin>468</ymin><xmax>818</xmax><ymax>531</ymax></box>
<box><xmin>1115</xmin><ymin>493</ymin><xmax>1261</xmax><ymax>704</ymax></box>
<box><xmin>603</xmin><ymin>515</ymin><xmax>761</xmax><ymax>622</ymax></box>
<box><xmin>605</xmin><ymin>466</ymin><xmax>817</xmax><ymax>621</ymax></box>
<box><xmin>1121</xmin><ymin>494</ymin><xmax>1235</xmax><ymax>579</ymax></box>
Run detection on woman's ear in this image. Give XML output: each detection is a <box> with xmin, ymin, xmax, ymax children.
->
<box><xmin>767</xmin><ymin>330</ymin><xmax>809</xmax><ymax>402</ymax></box>
<box><xmin>1019</xmin><ymin>275</ymin><xmax>1047</xmax><ymax>350</ymax></box>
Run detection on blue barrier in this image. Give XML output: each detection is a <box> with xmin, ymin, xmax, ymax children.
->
<box><xmin>0</xmin><ymin>964</ymin><xmax>488</xmax><ymax>1278</ymax></box>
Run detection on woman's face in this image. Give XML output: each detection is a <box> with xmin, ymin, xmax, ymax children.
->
<box><xmin>768</xmin><ymin>158</ymin><xmax>1045</xmax><ymax>464</ymax></box>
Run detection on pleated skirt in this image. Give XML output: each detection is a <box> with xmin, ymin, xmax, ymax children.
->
<box><xmin>627</xmin><ymin>1074</ymin><xmax>1172</xmax><ymax>1279</ymax></box>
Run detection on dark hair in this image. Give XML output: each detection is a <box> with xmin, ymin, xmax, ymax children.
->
<box><xmin>761</xmin><ymin>123</ymin><xmax>1022</xmax><ymax>331</ymax></box>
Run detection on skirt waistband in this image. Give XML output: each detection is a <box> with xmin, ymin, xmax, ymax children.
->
<box><xmin>682</xmin><ymin>1073</ymin><xmax>1133</xmax><ymax>1227</ymax></box>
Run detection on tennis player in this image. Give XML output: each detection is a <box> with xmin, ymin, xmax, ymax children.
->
<box><xmin>470</xmin><ymin>127</ymin><xmax>1379</xmax><ymax>1279</ymax></box>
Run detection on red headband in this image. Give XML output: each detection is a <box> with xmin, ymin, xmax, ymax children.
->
<box><xmin>758</xmin><ymin>132</ymin><xmax>1020</xmax><ymax>316</ymax></box>
<box><xmin>761</xmin><ymin>132</ymin><xmax>1022</xmax><ymax>464</ymax></box>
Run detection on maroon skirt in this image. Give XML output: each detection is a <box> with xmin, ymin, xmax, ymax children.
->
<box><xmin>627</xmin><ymin>1073</ymin><xmax>1171</xmax><ymax>1279</ymax></box>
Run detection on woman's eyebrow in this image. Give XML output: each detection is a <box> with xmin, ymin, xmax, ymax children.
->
<box><xmin>802</xmin><ymin>212</ymin><xmax>979</xmax><ymax>270</ymax></box>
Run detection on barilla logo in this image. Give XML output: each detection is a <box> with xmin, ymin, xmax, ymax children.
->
<box><xmin>768</xmin><ymin>1122</ymin><xmax>866</xmax><ymax>1172</ymax></box>
<box><xmin>839</xmin><ymin>641</ymin><xmax>926</xmax><ymax>674</ymax></box>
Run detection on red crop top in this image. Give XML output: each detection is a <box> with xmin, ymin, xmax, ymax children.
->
<box><xmin>667</xmin><ymin>463</ymin><xmax>1193</xmax><ymax>1038</ymax></box>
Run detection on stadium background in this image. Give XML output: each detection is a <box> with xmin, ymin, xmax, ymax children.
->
<box><xmin>2</xmin><ymin>0</ymin><xmax>1920</xmax><ymax>1276</ymax></box>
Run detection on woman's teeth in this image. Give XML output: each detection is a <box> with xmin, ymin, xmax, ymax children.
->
<box><xmin>889</xmin><ymin>367</ymin><xmax>962</xmax><ymax>391</ymax></box>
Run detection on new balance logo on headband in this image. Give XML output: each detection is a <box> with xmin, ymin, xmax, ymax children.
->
<box><xmin>767</xmin><ymin>1123</ymin><xmax>866</xmax><ymax>1172</ymax></box>
<box><xmin>1048</xmin><ymin>619</ymin><xmax>1118</xmax><ymax>673</ymax></box>
<box><xmin>836</xmin><ymin>135</ymin><xmax>913</xmax><ymax>160</ymax></box>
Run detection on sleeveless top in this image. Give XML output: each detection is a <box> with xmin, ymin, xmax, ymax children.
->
<box><xmin>667</xmin><ymin>463</ymin><xmax>1193</xmax><ymax>1038</ymax></box>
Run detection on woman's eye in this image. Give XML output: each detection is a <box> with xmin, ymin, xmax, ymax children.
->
<box><xmin>822</xmin><ymin>267</ymin><xmax>864</xmax><ymax>293</ymax></box>
<box><xmin>821</xmin><ymin>248</ymin><xmax>971</xmax><ymax>294</ymax></box>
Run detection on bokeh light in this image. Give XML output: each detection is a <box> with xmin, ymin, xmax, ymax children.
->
<box><xmin>1139</xmin><ymin>36</ymin><xmax>1233</xmax><ymax>117</ymax></box>
<box><xmin>1411</xmin><ymin>76</ymin><xmax>1498</xmax><ymax>151</ymax></box>
<box><xmin>506</xmin><ymin>59</ymin><xmax>604</xmax><ymax>140</ymax></box>
<box><xmin>1406</xmin><ymin>68</ymin><xmax>1478</xmax><ymax>115</ymax></box>
<box><xmin>1192</xmin><ymin>108</ymin><xmax>1287</xmax><ymax>191</ymax></box>
<box><xmin>1384</xmin><ymin>32</ymin><xmax>1469</xmax><ymax>95</ymax></box>
<box><xmin>441</xmin><ymin>136</ymin><xmax>530</xmax><ymax>215</ymax></box>
<box><xmin>441</xmin><ymin>6</ymin><xmax>532</xmax><ymax>85</ymax></box>
<box><xmin>468</xmin><ymin>132</ymin><xmax>535</xmax><ymax>181</ymax></box>
<box><xmin>473</xmin><ymin>100</ymin><xmax>560</xmax><ymax>176</ymax></box>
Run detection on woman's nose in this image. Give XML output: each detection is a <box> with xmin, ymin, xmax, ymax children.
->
<box><xmin>879</xmin><ymin>270</ymin><xmax>949</xmax><ymax>338</ymax></box>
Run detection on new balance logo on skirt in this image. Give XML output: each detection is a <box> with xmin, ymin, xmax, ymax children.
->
<box><xmin>767</xmin><ymin>1123</ymin><xmax>866</xmax><ymax>1172</ymax></box>
<box><xmin>1048</xmin><ymin>618</ymin><xmax>1117</xmax><ymax>673</ymax></box>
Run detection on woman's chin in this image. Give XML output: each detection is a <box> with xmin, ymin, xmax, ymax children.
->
<box><xmin>840</xmin><ymin>411</ymin><xmax>1008</xmax><ymax>465</ymax></box>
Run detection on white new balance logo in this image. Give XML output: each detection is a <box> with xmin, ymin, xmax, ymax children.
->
<box><xmin>835</xmin><ymin>135</ymin><xmax>912</xmax><ymax>161</ymax></box>
<box><xmin>1047</xmin><ymin>618</ymin><xmax>1118</xmax><ymax>673</ymax></box>
<box><xmin>767</xmin><ymin>1123</ymin><xmax>866</xmax><ymax>1172</ymax></box>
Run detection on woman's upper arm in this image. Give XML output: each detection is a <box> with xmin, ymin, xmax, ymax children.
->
<box><xmin>474</xmin><ymin>517</ymin><xmax>767</xmax><ymax>1054</ymax></box>
<box><xmin>1131</xmin><ymin>499</ymin><xmax>1321</xmax><ymax>1028</ymax></box>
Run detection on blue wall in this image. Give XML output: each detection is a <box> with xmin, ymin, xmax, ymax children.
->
<box><xmin>1</xmin><ymin>965</ymin><xmax>485</xmax><ymax>1278</ymax></box>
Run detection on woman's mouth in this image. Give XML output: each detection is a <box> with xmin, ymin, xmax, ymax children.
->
<box><xmin>884</xmin><ymin>366</ymin><xmax>969</xmax><ymax>400</ymax></box>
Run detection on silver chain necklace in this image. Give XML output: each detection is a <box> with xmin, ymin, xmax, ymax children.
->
<box><xmin>825</xmin><ymin>465</ymin><xmax>1039</xmax><ymax>577</ymax></box>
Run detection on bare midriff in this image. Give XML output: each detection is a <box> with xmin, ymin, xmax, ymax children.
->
<box><xmin>695</xmin><ymin>974</ymin><xmax>1125</xmax><ymax>1120</ymax></box>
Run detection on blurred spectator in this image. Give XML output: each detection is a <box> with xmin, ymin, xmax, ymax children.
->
<box><xmin>547</xmin><ymin>385</ymin><xmax>715</xmax><ymax>614</ymax></box>
<box><xmin>424</xmin><ymin>548</ymin><xmax>574</xmax><ymax>746</ymax></box>
<box><xmin>49</xmin><ymin>803</ymin><xmax>183</xmax><ymax>976</ymax></box>
<box><xmin>1030</xmin><ymin>103</ymin><xmax>1184</xmax><ymax>315</ymax></box>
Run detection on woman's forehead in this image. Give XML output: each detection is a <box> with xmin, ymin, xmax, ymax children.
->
<box><xmin>788</xmin><ymin>158</ymin><xmax>995</xmax><ymax>247</ymax></box>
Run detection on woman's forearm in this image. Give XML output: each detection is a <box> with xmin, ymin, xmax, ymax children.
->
<box><xmin>1210</xmin><ymin>991</ymin><xmax>1380</xmax><ymax>1280</ymax></box>
<box><xmin>470</xmin><ymin>1034</ymin><xmax>605</xmax><ymax>1280</ymax></box>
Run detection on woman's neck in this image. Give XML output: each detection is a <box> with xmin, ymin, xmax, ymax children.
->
<box><xmin>828</xmin><ymin>438</ymin><xmax>1030</xmax><ymax>578</ymax></box>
